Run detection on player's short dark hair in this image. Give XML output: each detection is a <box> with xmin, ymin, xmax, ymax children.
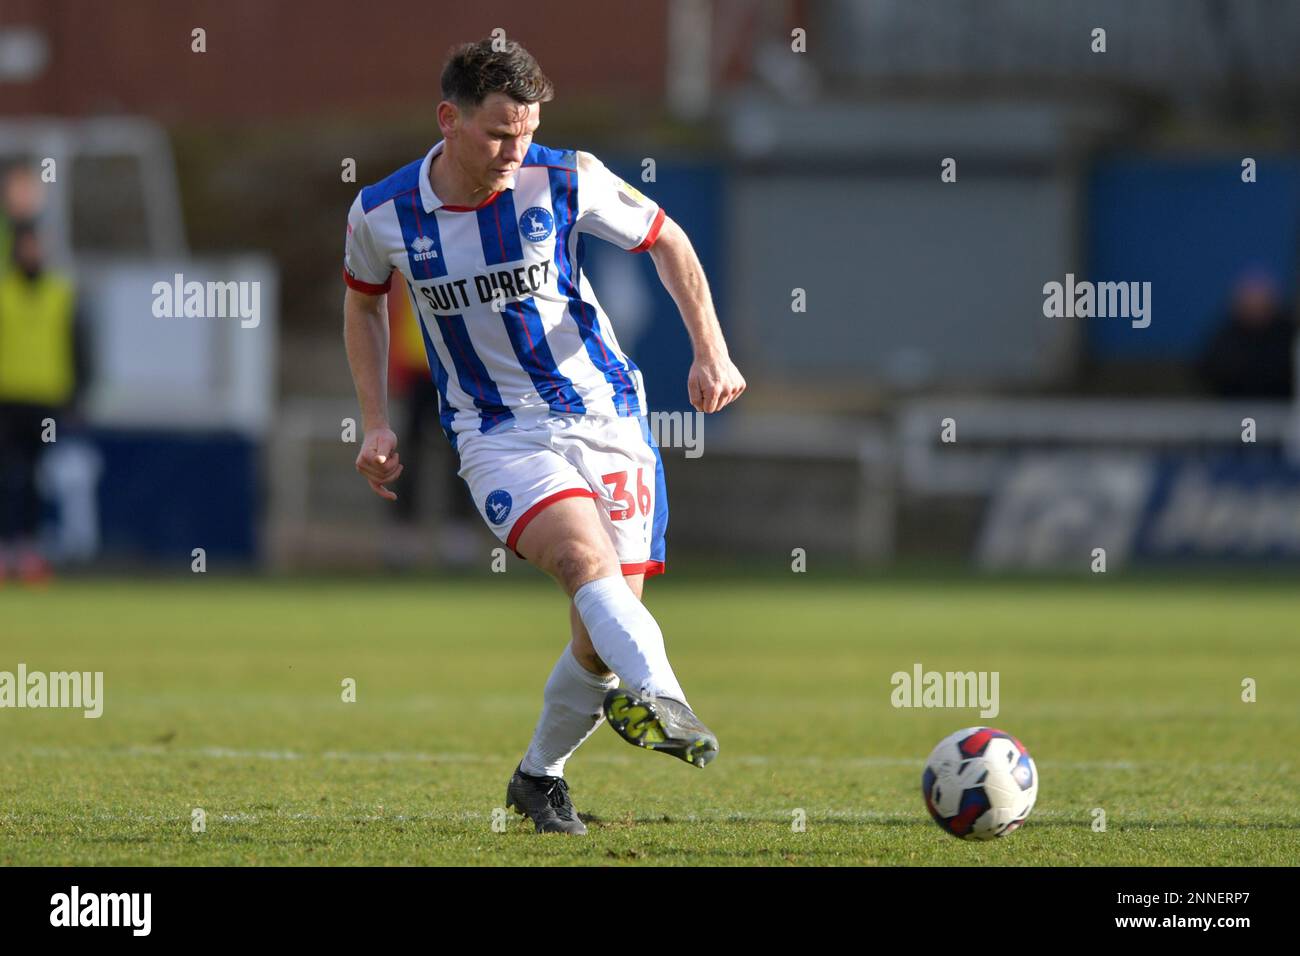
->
<box><xmin>441</xmin><ymin>39</ymin><xmax>554</xmax><ymax>111</ymax></box>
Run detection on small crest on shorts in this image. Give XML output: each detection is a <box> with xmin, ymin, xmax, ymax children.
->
<box><xmin>485</xmin><ymin>489</ymin><xmax>513</xmax><ymax>525</ymax></box>
<box><xmin>520</xmin><ymin>207</ymin><xmax>554</xmax><ymax>242</ymax></box>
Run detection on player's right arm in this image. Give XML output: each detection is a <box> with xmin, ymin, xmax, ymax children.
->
<box><xmin>342</xmin><ymin>194</ymin><xmax>403</xmax><ymax>501</ymax></box>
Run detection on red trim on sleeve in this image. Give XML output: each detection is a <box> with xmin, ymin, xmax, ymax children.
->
<box><xmin>620</xmin><ymin>560</ymin><xmax>665</xmax><ymax>578</ymax></box>
<box><xmin>507</xmin><ymin>488</ymin><xmax>600</xmax><ymax>556</ymax></box>
<box><xmin>343</xmin><ymin>266</ymin><xmax>392</xmax><ymax>295</ymax></box>
<box><xmin>629</xmin><ymin>208</ymin><xmax>666</xmax><ymax>253</ymax></box>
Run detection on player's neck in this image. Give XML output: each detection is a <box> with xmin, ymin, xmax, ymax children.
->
<box><xmin>430</xmin><ymin>151</ymin><xmax>497</xmax><ymax>209</ymax></box>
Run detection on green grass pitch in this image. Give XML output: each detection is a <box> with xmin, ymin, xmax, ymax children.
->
<box><xmin>2</xmin><ymin>573</ymin><xmax>1297</xmax><ymax>866</ymax></box>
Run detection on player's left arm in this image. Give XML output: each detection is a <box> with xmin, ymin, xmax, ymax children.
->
<box><xmin>575</xmin><ymin>150</ymin><xmax>745</xmax><ymax>413</ymax></box>
<box><xmin>646</xmin><ymin>216</ymin><xmax>746</xmax><ymax>414</ymax></box>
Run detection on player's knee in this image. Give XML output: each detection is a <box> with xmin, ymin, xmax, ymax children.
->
<box><xmin>543</xmin><ymin>538</ymin><xmax>613</xmax><ymax>594</ymax></box>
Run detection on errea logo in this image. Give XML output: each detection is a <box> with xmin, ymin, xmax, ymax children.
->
<box><xmin>411</xmin><ymin>235</ymin><xmax>438</xmax><ymax>261</ymax></box>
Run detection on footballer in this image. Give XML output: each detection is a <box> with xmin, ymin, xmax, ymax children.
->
<box><xmin>342</xmin><ymin>39</ymin><xmax>745</xmax><ymax>834</ymax></box>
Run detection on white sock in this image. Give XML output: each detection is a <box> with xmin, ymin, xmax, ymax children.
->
<box><xmin>520</xmin><ymin>646</ymin><xmax>618</xmax><ymax>778</ymax></box>
<box><xmin>572</xmin><ymin>574</ymin><xmax>688</xmax><ymax>706</ymax></box>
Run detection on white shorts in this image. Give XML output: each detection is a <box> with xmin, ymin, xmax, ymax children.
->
<box><xmin>456</xmin><ymin>414</ymin><xmax>668</xmax><ymax>577</ymax></box>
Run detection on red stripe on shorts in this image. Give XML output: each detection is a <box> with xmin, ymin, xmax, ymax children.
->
<box><xmin>507</xmin><ymin>488</ymin><xmax>599</xmax><ymax>557</ymax></box>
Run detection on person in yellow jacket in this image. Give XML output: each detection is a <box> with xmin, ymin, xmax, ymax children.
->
<box><xmin>0</xmin><ymin>223</ymin><xmax>88</xmax><ymax>584</ymax></box>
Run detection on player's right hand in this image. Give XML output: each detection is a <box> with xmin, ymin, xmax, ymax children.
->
<box><xmin>688</xmin><ymin>352</ymin><xmax>747</xmax><ymax>414</ymax></box>
<box><xmin>356</xmin><ymin>427</ymin><xmax>403</xmax><ymax>501</ymax></box>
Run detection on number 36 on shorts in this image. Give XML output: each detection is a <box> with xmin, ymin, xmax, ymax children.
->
<box><xmin>602</xmin><ymin>468</ymin><xmax>652</xmax><ymax>521</ymax></box>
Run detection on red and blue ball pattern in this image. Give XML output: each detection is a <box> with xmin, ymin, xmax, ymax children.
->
<box><xmin>922</xmin><ymin>727</ymin><xmax>1037</xmax><ymax>839</ymax></box>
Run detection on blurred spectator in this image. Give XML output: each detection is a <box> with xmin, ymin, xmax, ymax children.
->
<box><xmin>1</xmin><ymin>162</ymin><xmax>45</xmax><ymax>265</ymax></box>
<box><xmin>0</xmin><ymin>222</ymin><xmax>89</xmax><ymax>583</ymax></box>
<box><xmin>1198</xmin><ymin>270</ymin><xmax>1295</xmax><ymax>398</ymax></box>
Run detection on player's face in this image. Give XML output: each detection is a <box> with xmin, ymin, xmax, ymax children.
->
<box><xmin>460</xmin><ymin>93</ymin><xmax>540</xmax><ymax>192</ymax></box>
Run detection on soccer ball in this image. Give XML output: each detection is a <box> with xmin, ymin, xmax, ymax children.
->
<box><xmin>922</xmin><ymin>727</ymin><xmax>1037</xmax><ymax>840</ymax></box>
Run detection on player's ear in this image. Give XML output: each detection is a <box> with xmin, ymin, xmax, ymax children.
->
<box><xmin>436</xmin><ymin>100</ymin><xmax>460</xmax><ymax>138</ymax></box>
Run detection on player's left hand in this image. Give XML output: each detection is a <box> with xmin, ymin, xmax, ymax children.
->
<box><xmin>688</xmin><ymin>353</ymin><xmax>746</xmax><ymax>413</ymax></box>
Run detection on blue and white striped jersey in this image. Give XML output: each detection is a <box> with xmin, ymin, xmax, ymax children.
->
<box><xmin>343</xmin><ymin>140</ymin><xmax>665</xmax><ymax>449</ymax></box>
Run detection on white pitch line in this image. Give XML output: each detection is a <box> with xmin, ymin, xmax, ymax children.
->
<box><xmin>11</xmin><ymin>745</ymin><xmax>1290</xmax><ymax>773</ymax></box>
<box><xmin>0</xmin><ymin>808</ymin><xmax>1130</xmax><ymax>825</ymax></box>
